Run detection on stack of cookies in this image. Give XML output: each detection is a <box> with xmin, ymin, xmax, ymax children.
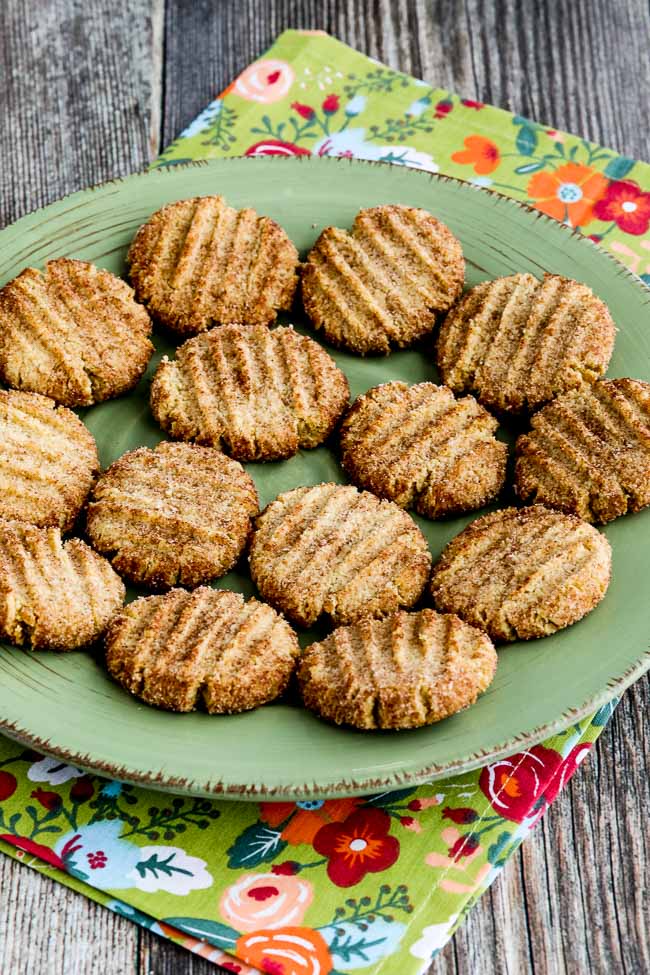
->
<box><xmin>0</xmin><ymin>192</ymin><xmax>646</xmax><ymax>733</ymax></box>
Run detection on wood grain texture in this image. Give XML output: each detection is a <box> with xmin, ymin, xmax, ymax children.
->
<box><xmin>1</xmin><ymin>0</ymin><xmax>649</xmax><ymax>972</ymax></box>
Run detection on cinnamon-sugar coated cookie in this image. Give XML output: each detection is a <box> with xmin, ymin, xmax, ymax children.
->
<box><xmin>0</xmin><ymin>390</ymin><xmax>99</xmax><ymax>531</ymax></box>
<box><xmin>127</xmin><ymin>195</ymin><xmax>299</xmax><ymax>335</ymax></box>
<box><xmin>0</xmin><ymin>520</ymin><xmax>124</xmax><ymax>651</ymax></box>
<box><xmin>249</xmin><ymin>483</ymin><xmax>432</xmax><ymax>628</ymax></box>
<box><xmin>298</xmin><ymin>608</ymin><xmax>497</xmax><ymax>730</ymax></box>
<box><xmin>515</xmin><ymin>378</ymin><xmax>650</xmax><ymax>523</ymax></box>
<box><xmin>302</xmin><ymin>204</ymin><xmax>464</xmax><ymax>355</ymax></box>
<box><xmin>436</xmin><ymin>273</ymin><xmax>616</xmax><ymax>415</ymax></box>
<box><xmin>430</xmin><ymin>505</ymin><xmax>611</xmax><ymax>642</ymax></box>
<box><xmin>0</xmin><ymin>258</ymin><xmax>153</xmax><ymax>406</ymax></box>
<box><xmin>339</xmin><ymin>381</ymin><xmax>506</xmax><ymax>518</ymax></box>
<box><xmin>105</xmin><ymin>586</ymin><xmax>299</xmax><ymax>714</ymax></box>
<box><xmin>151</xmin><ymin>324</ymin><xmax>349</xmax><ymax>461</ymax></box>
<box><xmin>86</xmin><ymin>442</ymin><xmax>258</xmax><ymax>589</ymax></box>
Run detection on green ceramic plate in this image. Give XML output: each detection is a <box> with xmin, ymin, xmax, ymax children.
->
<box><xmin>0</xmin><ymin>157</ymin><xmax>648</xmax><ymax>800</ymax></box>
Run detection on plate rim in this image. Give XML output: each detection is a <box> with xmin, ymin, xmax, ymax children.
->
<box><xmin>1</xmin><ymin>154</ymin><xmax>649</xmax><ymax>800</ymax></box>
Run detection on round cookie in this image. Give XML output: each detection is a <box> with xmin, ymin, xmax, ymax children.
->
<box><xmin>298</xmin><ymin>608</ymin><xmax>497</xmax><ymax>730</ymax></box>
<box><xmin>151</xmin><ymin>323</ymin><xmax>350</xmax><ymax>461</ymax></box>
<box><xmin>86</xmin><ymin>441</ymin><xmax>259</xmax><ymax>589</ymax></box>
<box><xmin>302</xmin><ymin>204</ymin><xmax>464</xmax><ymax>355</ymax></box>
<box><xmin>430</xmin><ymin>505</ymin><xmax>611</xmax><ymax>642</ymax></box>
<box><xmin>249</xmin><ymin>483</ymin><xmax>432</xmax><ymax>628</ymax></box>
<box><xmin>127</xmin><ymin>195</ymin><xmax>299</xmax><ymax>335</ymax></box>
<box><xmin>435</xmin><ymin>272</ymin><xmax>616</xmax><ymax>415</ymax></box>
<box><xmin>339</xmin><ymin>381</ymin><xmax>507</xmax><ymax>518</ymax></box>
<box><xmin>105</xmin><ymin>586</ymin><xmax>299</xmax><ymax>714</ymax></box>
<box><xmin>0</xmin><ymin>519</ymin><xmax>125</xmax><ymax>651</ymax></box>
<box><xmin>515</xmin><ymin>378</ymin><xmax>650</xmax><ymax>524</ymax></box>
<box><xmin>0</xmin><ymin>258</ymin><xmax>153</xmax><ymax>407</ymax></box>
<box><xmin>0</xmin><ymin>390</ymin><xmax>99</xmax><ymax>531</ymax></box>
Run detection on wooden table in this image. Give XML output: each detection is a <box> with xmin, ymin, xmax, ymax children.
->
<box><xmin>1</xmin><ymin>2</ymin><xmax>649</xmax><ymax>972</ymax></box>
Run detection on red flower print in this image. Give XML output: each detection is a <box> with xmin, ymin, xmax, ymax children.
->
<box><xmin>322</xmin><ymin>94</ymin><xmax>339</xmax><ymax>114</ymax></box>
<box><xmin>30</xmin><ymin>788</ymin><xmax>61</xmax><ymax>811</ymax></box>
<box><xmin>479</xmin><ymin>745</ymin><xmax>564</xmax><ymax>823</ymax></box>
<box><xmin>543</xmin><ymin>743</ymin><xmax>593</xmax><ymax>805</ymax></box>
<box><xmin>448</xmin><ymin>834</ymin><xmax>480</xmax><ymax>860</ymax></box>
<box><xmin>0</xmin><ymin>834</ymin><xmax>65</xmax><ymax>870</ymax></box>
<box><xmin>260</xmin><ymin>798</ymin><xmax>361</xmax><ymax>846</ymax></box>
<box><xmin>245</xmin><ymin>139</ymin><xmax>311</xmax><ymax>158</ymax></box>
<box><xmin>434</xmin><ymin>98</ymin><xmax>453</xmax><ymax>119</ymax></box>
<box><xmin>70</xmin><ymin>777</ymin><xmax>94</xmax><ymax>803</ymax></box>
<box><xmin>442</xmin><ymin>806</ymin><xmax>479</xmax><ymax>824</ymax></box>
<box><xmin>291</xmin><ymin>101</ymin><xmax>315</xmax><ymax>120</ymax></box>
<box><xmin>461</xmin><ymin>98</ymin><xmax>485</xmax><ymax>110</ymax></box>
<box><xmin>452</xmin><ymin>135</ymin><xmax>501</xmax><ymax>175</ymax></box>
<box><xmin>312</xmin><ymin>807</ymin><xmax>399</xmax><ymax>888</ymax></box>
<box><xmin>593</xmin><ymin>179</ymin><xmax>650</xmax><ymax>235</ymax></box>
<box><xmin>271</xmin><ymin>860</ymin><xmax>300</xmax><ymax>875</ymax></box>
<box><xmin>86</xmin><ymin>850</ymin><xmax>108</xmax><ymax>870</ymax></box>
<box><xmin>0</xmin><ymin>770</ymin><xmax>17</xmax><ymax>801</ymax></box>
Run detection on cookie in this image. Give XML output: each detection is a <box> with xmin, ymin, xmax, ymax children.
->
<box><xmin>0</xmin><ymin>520</ymin><xmax>124</xmax><ymax>651</ymax></box>
<box><xmin>298</xmin><ymin>608</ymin><xmax>497</xmax><ymax>730</ymax></box>
<box><xmin>249</xmin><ymin>483</ymin><xmax>432</xmax><ymax>628</ymax></box>
<box><xmin>339</xmin><ymin>381</ymin><xmax>507</xmax><ymax>518</ymax></box>
<box><xmin>301</xmin><ymin>204</ymin><xmax>464</xmax><ymax>355</ymax></box>
<box><xmin>0</xmin><ymin>390</ymin><xmax>99</xmax><ymax>531</ymax></box>
<box><xmin>105</xmin><ymin>586</ymin><xmax>299</xmax><ymax>713</ymax></box>
<box><xmin>435</xmin><ymin>273</ymin><xmax>616</xmax><ymax>415</ymax></box>
<box><xmin>150</xmin><ymin>323</ymin><xmax>350</xmax><ymax>461</ymax></box>
<box><xmin>515</xmin><ymin>378</ymin><xmax>650</xmax><ymax>524</ymax></box>
<box><xmin>86</xmin><ymin>442</ymin><xmax>259</xmax><ymax>589</ymax></box>
<box><xmin>127</xmin><ymin>195</ymin><xmax>299</xmax><ymax>335</ymax></box>
<box><xmin>0</xmin><ymin>259</ymin><xmax>153</xmax><ymax>407</ymax></box>
<box><xmin>430</xmin><ymin>505</ymin><xmax>611</xmax><ymax>642</ymax></box>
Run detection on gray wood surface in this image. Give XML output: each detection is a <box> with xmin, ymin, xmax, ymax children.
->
<box><xmin>0</xmin><ymin>1</ymin><xmax>649</xmax><ymax>972</ymax></box>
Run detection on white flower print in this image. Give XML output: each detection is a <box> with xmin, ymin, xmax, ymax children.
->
<box><xmin>28</xmin><ymin>757</ymin><xmax>85</xmax><ymax>785</ymax></box>
<box><xmin>130</xmin><ymin>846</ymin><xmax>213</xmax><ymax>895</ymax></box>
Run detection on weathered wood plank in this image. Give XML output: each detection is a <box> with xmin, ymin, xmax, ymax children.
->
<box><xmin>0</xmin><ymin>0</ymin><xmax>163</xmax><ymax>227</ymax></box>
<box><xmin>0</xmin><ymin>856</ymin><xmax>140</xmax><ymax>974</ymax></box>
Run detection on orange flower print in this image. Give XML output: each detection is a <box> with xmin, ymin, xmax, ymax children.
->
<box><xmin>451</xmin><ymin>135</ymin><xmax>501</xmax><ymax>175</ymax></box>
<box><xmin>259</xmin><ymin>798</ymin><xmax>361</xmax><ymax>846</ymax></box>
<box><xmin>527</xmin><ymin>162</ymin><xmax>608</xmax><ymax>227</ymax></box>
<box><xmin>236</xmin><ymin>926</ymin><xmax>333</xmax><ymax>975</ymax></box>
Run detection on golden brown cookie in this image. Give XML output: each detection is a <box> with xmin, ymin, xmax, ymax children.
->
<box><xmin>430</xmin><ymin>505</ymin><xmax>611</xmax><ymax>642</ymax></box>
<box><xmin>435</xmin><ymin>273</ymin><xmax>616</xmax><ymax>415</ymax></box>
<box><xmin>0</xmin><ymin>259</ymin><xmax>153</xmax><ymax>407</ymax></box>
<box><xmin>298</xmin><ymin>608</ymin><xmax>497</xmax><ymax>730</ymax></box>
<box><xmin>301</xmin><ymin>204</ymin><xmax>464</xmax><ymax>355</ymax></box>
<box><xmin>86</xmin><ymin>441</ymin><xmax>259</xmax><ymax>589</ymax></box>
<box><xmin>0</xmin><ymin>390</ymin><xmax>99</xmax><ymax>531</ymax></box>
<box><xmin>249</xmin><ymin>483</ymin><xmax>432</xmax><ymax>628</ymax></box>
<box><xmin>105</xmin><ymin>586</ymin><xmax>299</xmax><ymax>713</ymax></box>
<box><xmin>0</xmin><ymin>520</ymin><xmax>124</xmax><ymax>651</ymax></box>
<box><xmin>339</xmin><ymin>381</ymin><xmax>507</xmax><ymax>518</ymax></box>
<box><xmin>515</xmin><ymin>378</ymin><xmax>650</xmax><ymax>524</ymax></box>
<box><xmin>150</xmin><ymin>323</ymin><xmax>350</xmax><ymax>461</ymax></box>
<box><xmin>127</xmin><ymin>195</ymin><xmax>299</xmax><ymax>335</ymax></box>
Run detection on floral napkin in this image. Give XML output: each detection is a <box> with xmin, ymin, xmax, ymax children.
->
<box><xmin>2</xmin><ymin>28</ymin><xmax>649</xmax><ymax>975</ymax></box>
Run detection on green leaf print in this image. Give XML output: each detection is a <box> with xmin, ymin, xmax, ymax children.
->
<box><xmin>227</xmin><ymin>820</ymin><xmax>288</xmax><ymax>868</ymax></box>
<box><xmin>604</xmin><ymin>156</ymin><xmax>635</xmax><ymax>180</ymax></box>
<box><xmin>516</xmin><ymin>125</ymin><xmax>538</xmax><ymax>157</ymax></box>
<box><xmin>163</xmin><ymin>918</ymin><xmax>240</xmax><ymax>948</ymax></box>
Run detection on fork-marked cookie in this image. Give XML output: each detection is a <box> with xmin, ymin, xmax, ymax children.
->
<box><xmin>105</xmin><ymin>586</ymin><xmax>299</xmax><ymax>713</ymax></box>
